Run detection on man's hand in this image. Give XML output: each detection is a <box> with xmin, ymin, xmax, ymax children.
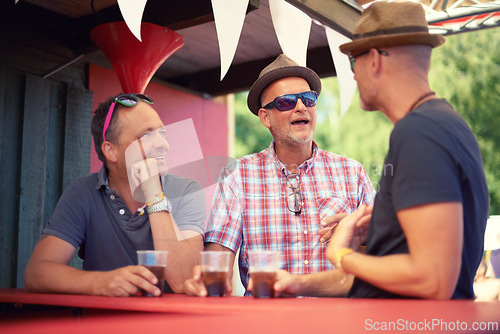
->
<box><xmin>273</xmin><ymin>270</ymin><xmax>302</xmax><ymax>297</ymax></box>
<box><xmin>183</xmin><ymin>265</ymin><xmax>232</xmax><ymax>297</ymax></box>
<box><xmin>326</xmin><ymin>205</ymin><xmax>373</xmax><ymax>264</ymax></box>
<box><xmin>130</xmin><ymin>158</ymin><xmax>162</xmax><ymax>203</ymax></box>
<box><xmin>247</xmin><ymin>270</ymin><xmax>299</xmax><ymax>298</ymax></box>
<box><xmin>94</xmin><ymin>265</ymin><xmax>161</xmax><ymax>297</ymax></box>
<box><xmin>319</xmin><ymin>213</ymin><xmax>348</xmax><ymax>243</ymax></box>
<box><xmin>25</xmin><ymin>236</ymin><xmax>164</xmax><ymax>296</ymax></box>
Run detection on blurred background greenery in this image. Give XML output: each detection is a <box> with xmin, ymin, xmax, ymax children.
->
<box><xmin>232</xmin><ymin>28</ymin><xmax>500</xmax><ymax>214</ymax></box>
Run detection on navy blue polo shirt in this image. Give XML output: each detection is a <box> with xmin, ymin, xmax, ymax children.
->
<box><xmin>43</xmin><ymin>166</ymin><xmax>206</xmax><ymax>272</ymax></box>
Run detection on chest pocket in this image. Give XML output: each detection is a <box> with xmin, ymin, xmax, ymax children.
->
<box><xmin>317</xmin><ymin>197</ymin><xmax>351</xmax><ymax>222</ymax></box>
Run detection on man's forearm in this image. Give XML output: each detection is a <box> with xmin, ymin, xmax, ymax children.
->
<box><xmin>25</xmin><ymin>260</ymin><xmax>99</xmax><ymax>295</ymax></box>
<box><xmin>149</xmin><ymin>211</ymin><xmax>204</xmax><ymax>292</ymax></box>
<box><xmin>294</xmin><ymin>270</ymin><xmax>354</xmax><ymax>297</ymax></box>
<box><xmin>343</xmin><ymin>252</ymin><xmax>452</xmax><ymax>299</ymax></box>
<box><xmin>341</xmin><ymin>203</ymin><xmax>463</xmax><ymax>299</ymax></box>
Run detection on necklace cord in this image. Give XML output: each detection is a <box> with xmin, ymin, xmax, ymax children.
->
<box><xmin>408</xmin><ymin>91</ymin><xmax>435</xmax><ymax>113</ymax></box>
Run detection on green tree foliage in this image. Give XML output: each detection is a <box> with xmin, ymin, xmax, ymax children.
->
<box><xmin>312</xmin><ymin>78</ymin><xmax>393</xmax><ymax>188</ymax></box>
<box><xmin>233</xmin><ymin>28</ymin><xmax>500</xmax><ymax>213</ymax></box>
<box><xmin>233</xmin><ymin>92</ymin><xmax>272</xmax><ymax>158</ymax></box>
<box><xmin>430</xmin><ymin>28</ymin><xmax>500</xmax><ymax>214</ymax></box>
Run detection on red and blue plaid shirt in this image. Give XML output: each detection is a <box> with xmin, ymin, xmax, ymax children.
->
<box><xmin>205</xmin><ymin>141</ymin><xmax>375</xmax><ymax>290</ymax></box>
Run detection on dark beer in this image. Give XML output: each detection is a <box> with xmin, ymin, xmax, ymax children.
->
<box><xmin>251</xmin><ymin>271</ymin><xmax>277</xmax><ymax>298</ymax></box>
<box><xmin>202</xmin><ymin>271</ymin><xmax>227</xmax><ymax>297</ymax></box>
<box><xmin>141</xmin><ymin>265</ymin><xmax>166</xmax><ymax>297</ymax></box>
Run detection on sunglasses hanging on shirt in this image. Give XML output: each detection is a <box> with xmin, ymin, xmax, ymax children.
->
<box><xmin>286</xmin><ymin>173</ymin><xmax>303</xmax><ymax>215</ymax></box>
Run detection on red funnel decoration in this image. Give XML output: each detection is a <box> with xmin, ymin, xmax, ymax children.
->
<box><xmin>90</xmin><ymin>22</ymin><xmax>184</xmax><ymax>94</ymax></box>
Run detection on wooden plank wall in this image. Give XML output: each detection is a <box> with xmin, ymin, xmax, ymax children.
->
<box><xmin>0</xmin><ymin>66</ymin><xmax>93</xmax><ymax>288</ymax></box>
<box><xmin>16</xmin><ymin>74</ymin><xmax>51</xmax><ymax>287</ymax></box>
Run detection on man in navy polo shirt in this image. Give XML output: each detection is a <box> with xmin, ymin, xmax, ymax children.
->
<box><xmin>25</xmin><ymin>94</ymin><xmax>205</xmax><ymax>296</ymax></box>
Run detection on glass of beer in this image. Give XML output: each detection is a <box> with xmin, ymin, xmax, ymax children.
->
<box><xmin>137</xmin><ymin>250</ymin><xmax>168</xmax><ymax>297</ymax></box>
<box><xmin>200</xmin><ymin>251</ymin><xmax>230</xmax><ymax>297</ymax></box>
<box><xmin>248</xmin><ymin>250</ymin><xmax>281</xmax><ymax>298</ymax></box>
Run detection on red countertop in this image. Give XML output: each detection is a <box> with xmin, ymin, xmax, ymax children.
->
<box><xmin>1</xmin><ymin>288</ymin><xmax>499</xmax><ymax>334</ymax></box>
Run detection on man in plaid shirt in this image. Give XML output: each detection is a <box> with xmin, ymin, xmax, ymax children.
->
<box><xmin>185</xmin><ymin>54</ymin><xmax>375</xmax><ymax>297</ymax></box>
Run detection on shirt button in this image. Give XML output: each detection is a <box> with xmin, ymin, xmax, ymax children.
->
<box><xmin>110</xmin><ymin>195</ymin><xmax>115</xmax><ymax>200</ymax></box>
<box><xmin>119</xmin><ymin>209</ymin><xmax>125</xmax><ymax>215</ymax></box>
<box><xmin>303</xmin><ymin>230</ymin><xmax>308</xmax><ymax>235</ymax></box>
<box><xmin>304</xmin><ymin>260</ymin><xmax>309</xmax><ymax>265</ymax></box>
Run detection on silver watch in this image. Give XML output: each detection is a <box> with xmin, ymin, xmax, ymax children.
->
<box><xmin>146</xmin><ymin>198</ymin><xmax>172</xmax><ymax>214</ymax></box>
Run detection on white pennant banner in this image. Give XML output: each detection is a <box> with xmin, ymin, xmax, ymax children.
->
<box><xmin>212</xmin><ymin>0</ymin><xmax>249</xmax><ymax>80</ymax></box>
<box><xmin>324</xmin><ymin>25</ymin><xmax>357</xmax><ymax>118</ymax></box>
<box><xmin>269</xmin><ymin>0</ymin><xmax>311</xmax><ymax>66</ymax></box>
<box><xmin>110</xmin><ymin>0</ymin><xmax>355</xmax><ymax>117</ymax></box>
<box><xmin>117</xmin><ymin>0</ymin><xmax>148</xmax><ymax>42</ymax></box>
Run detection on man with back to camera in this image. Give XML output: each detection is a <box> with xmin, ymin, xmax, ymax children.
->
<box><xmin>25</xmin><ymin>93</ymin><xmax>205</xmax><ymax>296</ymax></box>
<box><xmin>326</xmin><ymin>1</ymin><xmax>489</xmax><ymax>299</ymax></box>
<box><xmin>185</xmin><ymin>54</ymin><xmax>376</xmax><ymax>297</ymax></box>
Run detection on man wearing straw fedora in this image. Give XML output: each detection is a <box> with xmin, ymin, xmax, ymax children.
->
<box><xmin>185</xmin><ymin>54</ymin><xmax>375</xmax><ymax>297</ymax></box>
<box><xmin>326</xmin><ymin>1</ymin><xmax>489</xmax><ymax>299</ymax></box>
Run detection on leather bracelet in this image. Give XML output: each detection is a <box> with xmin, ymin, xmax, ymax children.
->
<box><xmin>146</xmin><ymin>192</ymin><xmax>165</xmax><ymax>206</ymax></box>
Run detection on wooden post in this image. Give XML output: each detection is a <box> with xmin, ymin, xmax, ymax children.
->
<box><xmin>0</xmin><ymin>67</ymin><xmax>25</xmax><ymax>288</ymax></box>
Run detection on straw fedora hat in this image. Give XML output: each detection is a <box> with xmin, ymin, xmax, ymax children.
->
<box><xmin>247</xmin><ymin>54</ymin><xmax>321</xmax><ymax>115</ymax></box>
<box><xmin>340</xmin><ymin>1</ymin><xmax>445</xmax><ymax>56</ymax></box>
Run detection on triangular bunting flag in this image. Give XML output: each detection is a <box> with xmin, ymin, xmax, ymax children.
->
<box><xmin>117</xmin><ymin>0</ymin><xmax>148</xmax><ymax>42</ymax></box>
<box><xmin>212</xmin><ymin>0</ymin><xmax>249</xmax><ymax>80</ymax></box>
<box><xmin>269</xmin><ymin>0</ymin><xmax>311</xmax><ymax>66</ymax></box>
<box><xmin>324</xmin><ymin>25</ymin><xmax>357</xmax><ymax>118</ymax></box>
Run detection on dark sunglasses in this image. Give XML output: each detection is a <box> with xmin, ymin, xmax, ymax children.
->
<box><xmin>348</xmin><ymin>49</ymin><xmax>389</xmax><ymax>72</ymax></box>
<box><xmin>102</xmin><ymin>93</ymin><xmax>154</xmax><ymax>141</ymax></box>
<box><xmin>263</xmin><ymin>91</ymin><xmax>318</xmax><ymax>111</ymax></box>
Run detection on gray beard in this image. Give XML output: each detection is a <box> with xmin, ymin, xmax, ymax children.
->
<box><xmin>284</xmin><ymin>130</ymin><xmax>314</xmax><ymax>146</ymax></box>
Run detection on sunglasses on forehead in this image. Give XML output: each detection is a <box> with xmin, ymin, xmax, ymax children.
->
<box><xmin>262</xmin><ymin>91</ymin><xmax>318</xmax><ymax>111</ymax></box>
<box><xmin>102</xmin><ymin>93</ymin><xmax>154</xmax><ymax>142</ymax></box>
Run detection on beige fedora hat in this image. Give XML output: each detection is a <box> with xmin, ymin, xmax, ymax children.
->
<box><xmin>247</xmin><ymin>54</ymin><xmax>321</xmax><ymax>116</ymax></box>
<box><xmin>340</xmin><ymin>1</ymin><xmax>445</xmax><ymax>56</ymax></box>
